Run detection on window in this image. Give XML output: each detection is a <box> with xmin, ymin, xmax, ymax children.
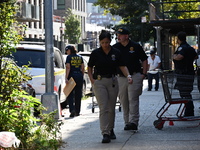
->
<box><xmin>57</xmin><ymin>0</ymin><xmax>65</xmax><ymax>10</ymax></box>
<box><xmin>13</xmin><ymin>49</ymin><xmax>45</xmax><ymax>68</ymax></box>
<box><xmin>54</xmin><ymin>49</ymin><xmax>65</xmax><ymax>69</ymax></box>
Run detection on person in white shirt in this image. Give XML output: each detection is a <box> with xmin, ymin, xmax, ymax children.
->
<box><xmin>147</xmin><ymin>50</ymin><xmax>161</xmax><ymax>91</ymax></box>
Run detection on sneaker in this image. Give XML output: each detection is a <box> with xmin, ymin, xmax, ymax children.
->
<box><xmin>110</xmin><ymin>129</ymin><xmax>116</xmax><ymax>139</ymax></box>
<box><xmin>102</xmin><ymin>134</ymin><xmax>110</xmax><ymax>143</ymax></box>
<box><xmin>124</xmin><ymin>123</ymin><xmax>138</xmax><ymax>131</ymax></box>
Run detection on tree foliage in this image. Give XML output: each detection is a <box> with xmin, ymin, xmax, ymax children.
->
<box><xmin>157</xmin><ymin>0</ymin><xmax>200</xmax><ymax>20</ymax></box>
<box><xmin>94</xmin><ymin>0</ymin><xmax>154</xmax><ymax>43</ymax></box>
<box><xmin>0</xmin><ymin>1</ymin><xmax>63</xmax><ymax>149</ymax></box>
<box><xmin>0</xmin><ymin>0</ymin><xmax>21</xmax><ymax>57</ymax></box>
<box><xmin>64</xmin><ymin>8</ymin><xmax>81</xmax><ymax>44</ymax></box>
<box><xmin>95</xmin><ymin>0</ymin><xmax>200</xmax><ymax>43</ymax></box>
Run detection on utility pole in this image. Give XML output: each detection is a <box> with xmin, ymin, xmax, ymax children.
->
<box><xmin>60</xmin><ymin>16</ymin><xmax>64</xmax><ymax>53</ymax></box>
<box><xmin>41</xmin><ymin>0</ymin><xmax>60</xmax><ymax>119</ymax></box>
<box><xmin>141</xmin><ymin>16</ymin><xmax>147</xmax><ymax>47</ymax></box>
<box><xmin>154</xmin><ymin>26</ymin><xmax>162</xmax><ymax>58</ymax></box>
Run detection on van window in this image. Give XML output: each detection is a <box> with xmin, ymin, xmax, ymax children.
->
<box><xmin>12</xmin><ymin>49</ymin><xmax>45</xmax><ymax>68</ymax></box>
<box><xmin>54</xmin><ymin>50</ymin><xmax>65</xmax><ymax>69</ymax></box>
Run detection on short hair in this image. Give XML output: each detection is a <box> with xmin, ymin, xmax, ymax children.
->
<box><xmin>177</xmin><ymin>31</ymin><xmax>186</xmax><ymax>41</ymax></box>
<box><xmin>99</xmin><ymin>30</ymin><xmax>111</xmax><ymax>42</ymax></box>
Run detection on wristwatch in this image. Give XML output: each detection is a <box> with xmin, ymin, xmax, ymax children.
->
<box><xmin>127</xmin><ymin>75</ymin><xmax>132</xmax><ymax>78</ymax></box>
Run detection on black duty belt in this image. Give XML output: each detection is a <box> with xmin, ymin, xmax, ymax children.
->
<box><xmin>118</xmin><ymin>72</ymin><xmax>138</xmax><ymax>77</ymax></box>
<box><xmin>97</xmin><ymin>74</ymin><xmax>113</xmax><ymax>78</ymax></box>
<box><xmin>97</xmin><ymin>74</ymin><xmax>116</xmax><ymax>80</ymax></box>
<box><xmin>97</xmin><ymin>74</ymin><xmax>116</xmax><ymax>87</ymax></box>
<box><xmin>72</xmin><ymin>71</ymin><xmax>81</xmax><ymax>74</ymax></box>
<box><xmin>118</xmin><ymin>74</ymin><xmax>125</xmax><ymax>77</ymax></box>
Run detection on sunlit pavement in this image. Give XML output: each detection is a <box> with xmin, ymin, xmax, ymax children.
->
<box><xmin>59</xmin><ymin>79</ymin><xmax>200</xmax><ymax>150</ymax></box>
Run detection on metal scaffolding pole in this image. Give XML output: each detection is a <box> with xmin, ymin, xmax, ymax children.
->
<box><xmin>154</xmin><ymin>26</ymin><xmax>162</xmax><ymax>58</ymax></box>
<box><xmin>195</xmin><ymin>25</ymin><xmax>200</xmax><ymax>53</ymax></box>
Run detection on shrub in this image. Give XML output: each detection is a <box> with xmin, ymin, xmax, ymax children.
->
<box><xmin>0</xmin><ymin>1</ymin><xmax>64</xmax><ymax>149</ymax></box>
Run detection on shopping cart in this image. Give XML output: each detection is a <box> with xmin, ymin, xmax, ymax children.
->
<box><xmin>154</xmin><ymin>70</ymin><xmax>200</xmax><ymax>130</ymax></box>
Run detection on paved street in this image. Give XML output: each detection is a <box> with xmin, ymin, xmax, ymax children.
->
<box><xmin>59</xmin><ymin>79</ymin><xmax>200</xmax><ymax>150</ymax></box>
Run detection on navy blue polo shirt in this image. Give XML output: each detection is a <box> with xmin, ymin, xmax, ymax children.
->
<box><xmin>88</xmin><ymin>47</ymin><xmax>125</xmax><ymax>75</ymax></box>
<box><xmin>173</xmin><ymin>41</ymin><xmax>197</xmax><ymax>75</ymax></box>
<box><xmin>113</xmin><ymin>40</ymin><xmax>148</xmax><ymax>75</ymax></box>
<box><xmin>66</xmin><ymin>54</ymin><xmax>83</xmax><ymax>74</ymax></box>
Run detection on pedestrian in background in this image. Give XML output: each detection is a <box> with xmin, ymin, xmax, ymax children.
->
<box><xmin>147</xmin><ymin>49</ymin><xmax>161</xmax><ymax>91</ymax></box>
<box><xmin>113</xmin><ymin>27</ymin><xmax>148</xmax><ymax>131</ymax></box>
<box><xmin>88</xmin><ymin>30</ymin><xmax>132</xmax><ymax>143</ymax></box>
<box><xmin>65</xmin><ymin>45</ymin><xmax>84</xmax><ymax>117</ymax></box>
<box><xmin>173</xmin><ymin>31</ymin><xmax>198</xmax><ymax>116</ymax></box>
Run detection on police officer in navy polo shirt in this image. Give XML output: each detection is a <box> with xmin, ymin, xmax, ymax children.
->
<box><xmin>65</xmin><ymin>45</ymin><xmax>84</xmax><ymax>118</ymax></box>
<box><xmin>173</xmin><ymin>31</ymin><xmax>198</xmax><ymax>116</ymax></box>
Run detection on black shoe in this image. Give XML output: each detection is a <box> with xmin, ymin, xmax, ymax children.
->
<box><xmin>124</xmin><ymin>124</ymin><xmax>130</xmax><ymax>130</ymax></box>
<box><xmin>69</xmin><ymin>112</ymin><xmax>75</xmax><ymax>117</ymax></box>
<box><xmin>124</xmin><ymin>123</ymin><xmax>138</xmax><ymax>131</ymax></box>
<box><xmin>147</xmin><ymin>89</ymin><xmax>151</xmax><ymax>91</ymax></box>
<box><xmin>102</xmin><ymin>134</ymin><xmax>110</xmax><ymax>143</ymax></box>
<box><xmin>184</xmin><ymin>110</ymin><xmax>194</xmax><ymax>117</ymax></box>
<box><xmin>155</xmin><ymin>89</ymin><xmax>158</xmax><ymax>91</ymax></box>
<box><xmin>75</xmin><ymin>113</ymin><xmax>80</xmax><ymax>116</ymax></box>
<box><xmin>184</xmin><ymin>113</ymin><xmax>194</xmax><ymax>117</ymax></box>
<box><xmin>110</xmin><ymin>129</ymin><xmax>116</xmax><ymax>140</ymax></box>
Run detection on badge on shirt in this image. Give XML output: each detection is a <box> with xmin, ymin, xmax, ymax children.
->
<box><xmin>97</xmin><ymin>75</ymin><xmax>101</xmax><ymax>80</ymax></box>
<box><xmin>178</xmin><ymin>47</ymin><xmax>182</xmax><ymax>51</ymax></box>
<box><xmin>129</xmin><ymin>47</ymin><xmax>134</xmax><ymax>53</ymax></box>
<box><xmin>111</xmin><ymin>54</ymin><xmax>116</xmax><ymax>61</ymax></box>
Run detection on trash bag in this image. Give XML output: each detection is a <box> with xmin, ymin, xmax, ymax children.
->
<box><xmin>0</xmin><ymin>131</ymin><xmax>20</xmax><ymax>148</ymax></box>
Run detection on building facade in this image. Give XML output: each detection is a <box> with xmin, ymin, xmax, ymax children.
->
<box><xmin>53</xmin><ymin>0</ymin><xmax>87</xmax><ymax>40</ymax></box>
<box><xmin>15</xmin><ymin>0</ymin><xmax>119</xmax><ymax>51</ymax></box>
<box><xmin>16</xmin><ymin>0</ymin><xmax>45</xmax><ymax>40</ymax></box>
<box><xmin>16</xmin><ymin>0</ymin><xmax>87</xmax><ymax>51</ymax></box>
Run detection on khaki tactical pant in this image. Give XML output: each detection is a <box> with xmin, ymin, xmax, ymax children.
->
<box><xmin>93</xmin><ymin>77</ymin><xmax>118</xmax><ymax>135</ymax></box>
<box><xmin>118</xmin><ymin>73</ymin><xmax>143</xmax><ymax>126</ymax></box>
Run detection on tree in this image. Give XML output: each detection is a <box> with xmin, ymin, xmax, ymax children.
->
<box><xmin>94</xmin><ymin>0</ymin><xmax>200</xmax><ymax>43</ymax></box>
<box><xmin>64</xmin><ymin>8</ymin><xmax>81</xmax><ymax>44</ymax></box>
<box><xmin>157</xmin><ymin>0</ymin><xmax>200</xmax><ymax>20</ymax></box>
<box><xmin>0</xmin><ymin>1</ymin><xmax>63</xmax><ymax>149</ymax></box>
<box><xmin>94</xmin><ymin>0</ymin><xmax>154</xmax><ymax>43</ymax></box>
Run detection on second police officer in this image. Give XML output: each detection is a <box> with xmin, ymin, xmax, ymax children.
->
<box><xmin>113</xmin><ymin>27</ymin><xmax>148</xmax><ymax>131</ymax></box>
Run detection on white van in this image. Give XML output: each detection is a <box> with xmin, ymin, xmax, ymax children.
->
<box><xmin>11</xmin><ymin>44</ymin><xmax>66</xmax><ymax>103</ymax></box>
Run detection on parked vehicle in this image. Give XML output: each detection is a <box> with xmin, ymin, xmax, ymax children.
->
<box><xmin>77</xmin><ymin>51</ymin><xmax>91</xmax><ymax>61</ymax></box>
<box><xmin>2</xmin><ymin>57</ymin><xmax>35</xmax><ymax>97</ymax></box>
<box><xmin>10</xmin><ymin>44</ymin><xmax>66</xmax><ymax>103</ymax></box>
<box><xmin>77</xmin><ymin>51</ymin><xmax>92</xmax><ymax>95</ymax></box>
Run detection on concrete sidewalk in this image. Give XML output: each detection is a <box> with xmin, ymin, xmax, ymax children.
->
<box><xmin>59</xmin><ymin>79</ymin><xmax>200</xmax><ymax>150</ymax></box>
